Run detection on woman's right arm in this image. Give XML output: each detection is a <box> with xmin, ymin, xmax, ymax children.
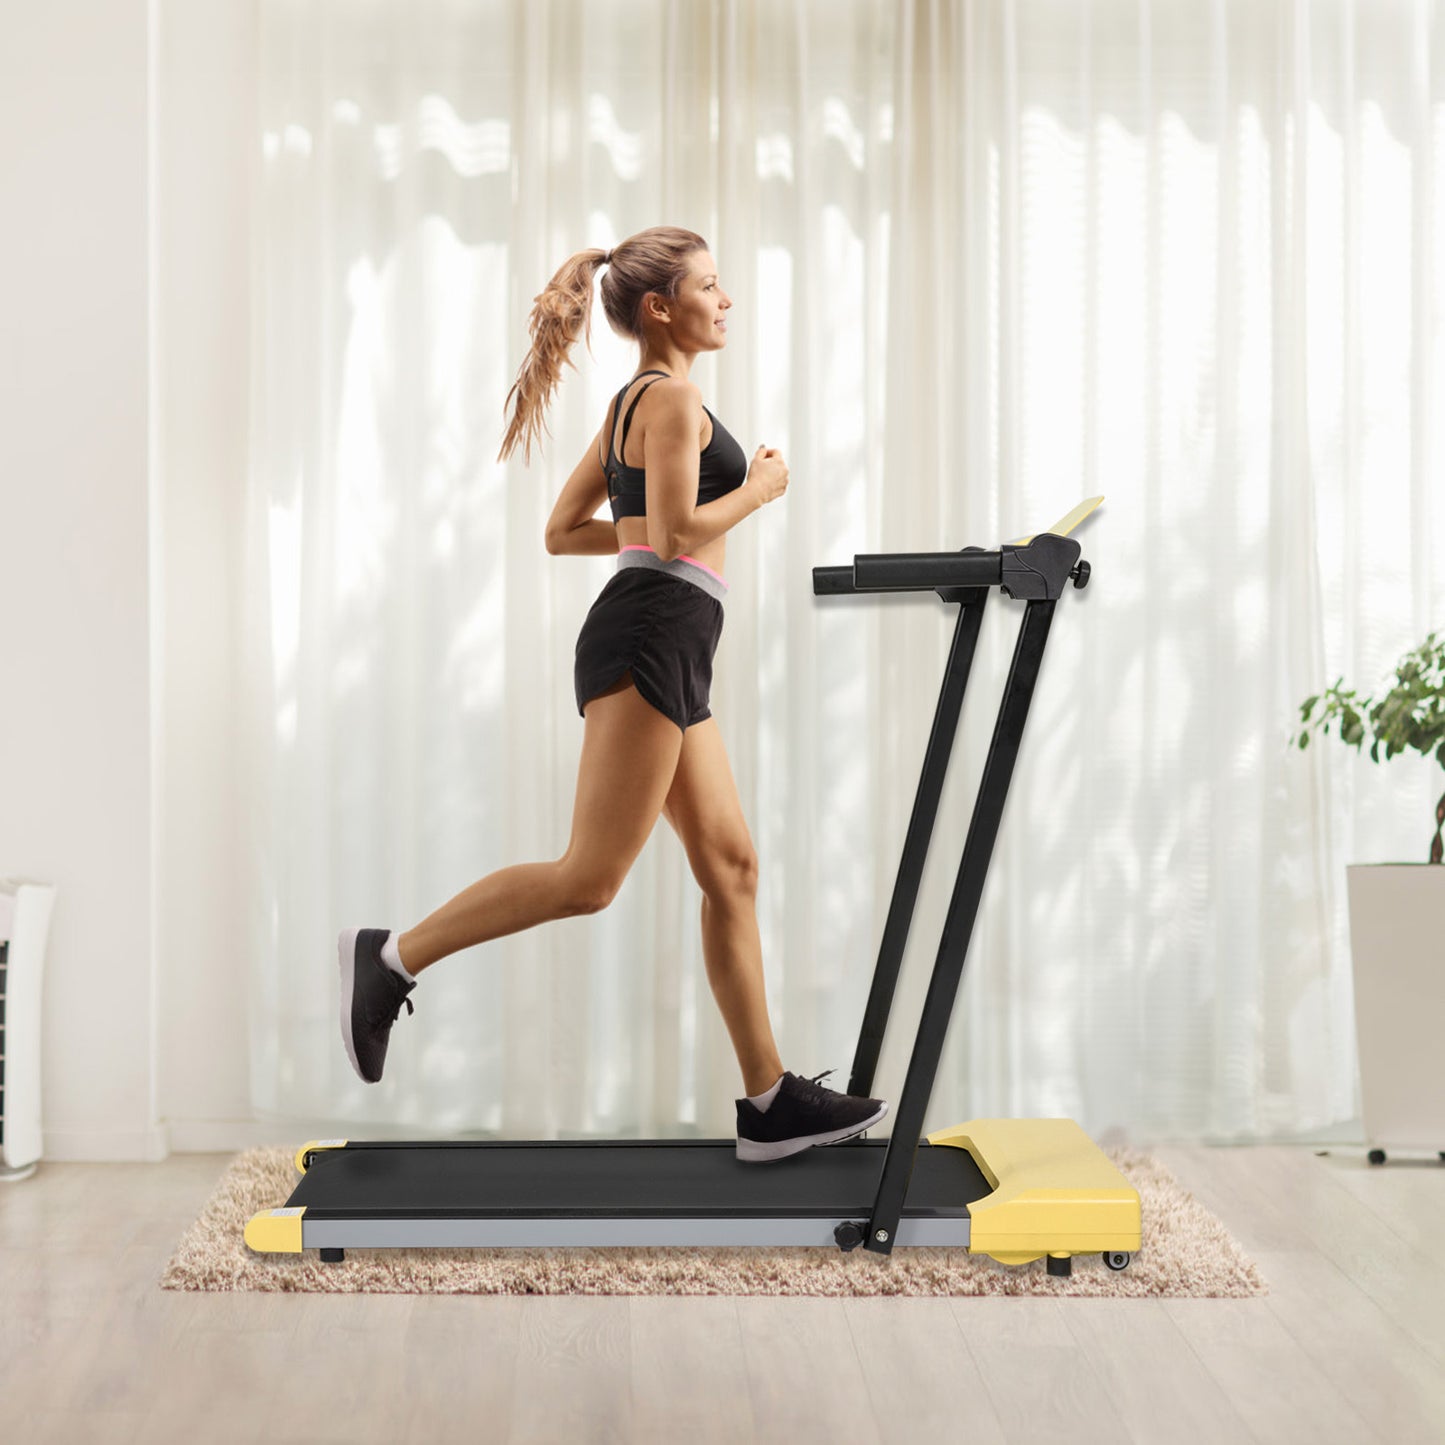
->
<box><xmin>643</xmin><ymin>382</ymin><xmax>785</xmax><ymax>562</ymax></box>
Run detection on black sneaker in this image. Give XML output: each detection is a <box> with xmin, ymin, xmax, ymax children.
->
<box><xmin>735</xmin><ymin>1069</ymin><xmax>889</xmax><ymax>1163</ymax></box>
<box><xmin>338</xmin><ymin>927</ymin><xmax>416</xmax><ymax>1083</ymax></box>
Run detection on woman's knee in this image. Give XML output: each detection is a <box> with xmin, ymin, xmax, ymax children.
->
<box><xmin>555</xmin><ymin>854</ymin><xmax>625</xmax><ymax>915</ymax></box>
<box><xmin>700</xmin><ymin>847</ymin><xmax>760</xmax><ymax>903</ymax></box>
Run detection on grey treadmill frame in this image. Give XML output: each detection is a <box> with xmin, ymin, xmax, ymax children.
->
<box><xmin>301</xmin><ymin>1217</ymin><xmax>970</xmax><ymax>1250</ymax></box>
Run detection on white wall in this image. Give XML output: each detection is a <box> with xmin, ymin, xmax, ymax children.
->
<box><xmin>0</xmin><ymin>1</ymin><xmax>260</xmax><ymax>1160</ymax></box>
<box><xmin>153</xmin><ymin>0</ymin><xmax>260</xmax><ymax>1153</ymax></box>
<box><xmin>2</xmin><ymin>2</ymin><xmax>157</xmax><ymax>1161</ymax></box>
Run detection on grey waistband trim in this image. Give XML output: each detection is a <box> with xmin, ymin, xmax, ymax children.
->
<box><xmin>617</xmin><ymin>546</ymin><xmax>728</xmax><ymax>602</ymax></box>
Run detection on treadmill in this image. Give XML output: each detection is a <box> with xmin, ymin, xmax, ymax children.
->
<box><xmin>246</xmin><ymin>498</ymin><xmax>1140</xmax><ymax>1276</ymax></box>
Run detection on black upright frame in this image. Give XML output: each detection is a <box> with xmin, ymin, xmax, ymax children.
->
<box><xmin>812</xmin><ymin>530</ymin><xmax>1087</xmax><ymax>1255</ymax></box>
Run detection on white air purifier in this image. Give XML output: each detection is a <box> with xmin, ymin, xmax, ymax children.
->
<box><xmin>0</xmin><ymin>878</ymin><xmax>56</xmax><ymax>1181</ymax></box>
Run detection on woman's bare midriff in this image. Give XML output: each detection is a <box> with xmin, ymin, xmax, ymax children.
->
<box><xmin>609</xmin><ymin>405</ymin><xmax>729</xmax><ymax>580</ymax></box>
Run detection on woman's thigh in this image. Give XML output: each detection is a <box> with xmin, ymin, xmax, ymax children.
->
<box><xmin>559</xmin><ymin>672</ymin><xmax>684</xmax><ymax>904</ymax></box>
<box><xmin>661</xmin><ymin>717</ymin><xmax>758</xmax><ymax>897</ymax></box>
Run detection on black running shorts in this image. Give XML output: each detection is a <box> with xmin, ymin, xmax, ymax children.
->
<box><xmin>574</xmin><ymin>547</ymin><xmax>727</xmax><ymax>735</ymax></box>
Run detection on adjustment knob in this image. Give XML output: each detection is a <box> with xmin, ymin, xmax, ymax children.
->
<box><xmin>833</xmin><ymin>1221</ymin><xmax>866</xmax><ymax>1252</ymax></box>
<box><xmin>1071</xmin><ymin>560</ymin><xmax>1091</xmax><ymax>589</ymax></box>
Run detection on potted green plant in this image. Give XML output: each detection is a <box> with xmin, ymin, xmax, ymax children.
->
<box><xmin>1292</xmin><ymin>630</ymin><xmax>1445</xmax><ymax>1164</ymax></box>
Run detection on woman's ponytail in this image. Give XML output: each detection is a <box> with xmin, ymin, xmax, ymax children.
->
<box><xmin>497</xmin><ymin>226</ymin><xmax>709</xmax><ymax>466</ymax></box>
<box><xmin>498</xmin><ymin>247</ymin><xmax>610</xmax><ymax>466</ymax></box>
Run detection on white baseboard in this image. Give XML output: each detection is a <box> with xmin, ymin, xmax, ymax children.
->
<box><xmin>165</xmin><ymin>1117</ymin><xmax>481</xmax><ymax>1153</ymax></box>
<box><xmin>165</xmin><ymin>1117</ymin><xmax>350</xmax><ymax>1152</ymax></box>
<box><xmin>40</xmin><ymin>1122</ymin><xmax>171</xmax><ymax>1162</ymax></box>
<box><xmin>34</xmin><ymin>1117</ymin><xmax>498</xmax><ymax>1161</ymax></box>
<box><xmin>33</xmin><ymin>1116</ymin><xmax>1374</xmax><ymax>1162</ymax></box>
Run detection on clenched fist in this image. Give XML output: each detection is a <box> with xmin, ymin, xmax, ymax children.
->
<box><xmin>749</xmin><ymin>445</ymin><xmax>790</xmax><ymax>504</ymax></box>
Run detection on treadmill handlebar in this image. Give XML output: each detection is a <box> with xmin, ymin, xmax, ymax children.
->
<box><xmin>813</xmin><ymin>533</ymin><xmax>1085</xmax><ymax>601</ymax></box>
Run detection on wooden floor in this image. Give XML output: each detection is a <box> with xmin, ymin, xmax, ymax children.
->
<box><xmin>1</xmin><ymin>1144</ymin><xmax>1443</xmax><ymax>1444</ymax></box>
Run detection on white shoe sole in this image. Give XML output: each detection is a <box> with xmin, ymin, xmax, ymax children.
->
<box><xmin>735</xmin><ymin>1101</ymin><xmax>889</xmax><ymax>1163</ymax></box>
<box><xmin>337</xmin><ymin>927</ymin><xmax>367</xmax><ymax>1082</ymax></box>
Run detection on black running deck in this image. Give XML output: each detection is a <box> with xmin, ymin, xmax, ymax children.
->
<box><xmin>282</xmin><ymin>1138</ymin><xmax>990</xmax><ymax>1250</ymax></box>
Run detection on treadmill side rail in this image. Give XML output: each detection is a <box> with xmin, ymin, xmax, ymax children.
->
<box><xmin>294</xmin><ymin>1215</ymin><xmax>972</xmax><ymax>1252</ymax></box>
<box><xmin>929</xmin><ymin>1117</ymin><xmax>1141</xmax><ymax>1266</ymax></box>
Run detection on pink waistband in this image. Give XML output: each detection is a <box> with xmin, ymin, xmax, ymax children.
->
<box><xmin>619</xmin><ymin>544</ymin><xmax>727</xmax><ymax>589</ymax></box>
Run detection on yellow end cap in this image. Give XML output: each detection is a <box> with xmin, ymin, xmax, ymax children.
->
<box><xmin>244</xmin><ymin>1206</ymin><xmax>305</xmax><ymax>1254</ymax></box>
<box><xmin>294</xmin><ymin>1138</ymin><xmax>348</xmax><ymax>1173</ymax></box>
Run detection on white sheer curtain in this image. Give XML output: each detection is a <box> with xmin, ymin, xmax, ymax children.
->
<box><xmin>244</xmin><ymin>0</ymin><xmax>1445</xmax><ymax>1147</ymax></box>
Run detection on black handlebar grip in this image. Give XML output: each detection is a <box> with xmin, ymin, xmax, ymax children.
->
<box><xmin>812</xmin><ymin>565</ymin><xmax>857</xmax><ymax>595</ymax></box>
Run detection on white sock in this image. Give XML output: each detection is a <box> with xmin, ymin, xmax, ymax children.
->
<box><xmin>379</xmin><ymin>931</ymin><xmax>415</xmax><ymax>981</ymax></box>
<box><xmin>746</xmin><ymin>1074</ymin><xmax>785</xmax><ymax>1112</ymax></box>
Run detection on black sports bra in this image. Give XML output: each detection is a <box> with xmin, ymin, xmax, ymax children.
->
<box><xmin>602</xmin><ymin>370</ymin><xmax>747</xmax><ymax>523</ymax></box>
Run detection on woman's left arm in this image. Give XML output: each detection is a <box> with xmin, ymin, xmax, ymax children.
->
<box><xmin>548</xmin><ymin>520</ymin><xmax>620</xmax><ymax>555</ymax></box>
<box><xmin>544</xmin><ymin>424</ymin><xmax>617</xmax><ymax>554</ymax></box>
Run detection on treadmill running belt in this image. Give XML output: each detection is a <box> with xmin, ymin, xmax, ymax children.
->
<box><xmin>289</xmin><ymin>1139</ymin><xmax>989</xmax><ymax>1221</ymax></box>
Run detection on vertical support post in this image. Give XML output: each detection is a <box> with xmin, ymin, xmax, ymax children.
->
<box><xmin>864</xmin><ymin>599</ymin><xmax>1058</xmax><ymax>1254</ymax></box>
<box><xmin>847</xmin><ymin>586</ymin><xmax>989</xmax><ymax>1100</ymax></box>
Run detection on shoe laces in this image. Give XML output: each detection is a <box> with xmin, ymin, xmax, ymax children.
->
<box><xmin>372</xmin><ymin>974</ymin><xmax>415</xmax><ymax>1028</ymax></box>
<box><xmin>792</xmin><ymin>1068</ymin><xmax>838</xmax><ymax>1103</ymax></box>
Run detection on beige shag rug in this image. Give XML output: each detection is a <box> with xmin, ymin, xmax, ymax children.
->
<box><xmin>158</xmin><ymin>1146</ymin><xmax>1265</xmax><ymax>1298</ymax></box>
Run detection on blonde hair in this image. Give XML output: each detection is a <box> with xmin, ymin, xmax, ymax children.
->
<box><xmin>497</xmin><ymin>225</ymin><xmax>709</xmax><ymax>465</ymax></box>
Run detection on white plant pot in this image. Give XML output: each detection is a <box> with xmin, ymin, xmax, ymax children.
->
<box><xmin>1345</xmin><ymin>863</ymin><xmax>1445</xmax><ymax>1156</ymax></box>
